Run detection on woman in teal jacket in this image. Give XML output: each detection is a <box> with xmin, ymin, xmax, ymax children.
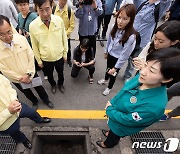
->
<box><xmin>96</xmin><ymin>47</ymin><xmax>180</xmax><ymax>148</ymax></box>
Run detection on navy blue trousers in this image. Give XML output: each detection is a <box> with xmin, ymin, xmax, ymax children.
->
<box><xmin>0</xmin><ymin>103</ymin><xmax>43</xmax><ymax>143</ymax></box>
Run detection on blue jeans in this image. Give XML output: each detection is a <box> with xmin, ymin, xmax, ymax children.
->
<box><xmin>124</xmin><ymin>47</ymin><xmax>143</xmax><ymax>79</ymax></box>
<box><xmin>0</xmin><ymin>103</ymin><xmax>43</xmax><ymax>143</ymax></box>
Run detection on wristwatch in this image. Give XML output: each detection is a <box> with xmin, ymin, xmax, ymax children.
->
<box><xmin>26</xmin><ymin>73</ymin><xmax>32</xmax><ymax>77</ymax></box>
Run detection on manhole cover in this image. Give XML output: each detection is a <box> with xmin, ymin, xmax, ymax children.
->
<box><xmin>131</xmin><ymin>132</ymin><xmax>172</xmax><ymax>154</ymax></box>
<box><xmin>0</xmin><ymin>135</ymin><xmax>16</xmax><ymax>154</ymax></box>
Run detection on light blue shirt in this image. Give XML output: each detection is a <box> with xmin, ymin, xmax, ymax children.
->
<box><xmin>133</xmin><ymin>0</ymin><xmax>147</xmax><ymax>8</ymax></box>
<box><xmin>0</xmin><ymin>0</ymin><xmax>18</xmax><ymax>28</ymax></box>
<box><xmin>106</xmin><ymin>29</ymin><xmax>136</xmax><ymax>68</ymax></box>
<box><xmin>75</xmin><ymin>0</ymin><xmax>103</xmax><ymax>36</ymax></box>
<box><xmin>134</xmin><ymin>0</ymin><xmax>171</xmax><ymax>47</ymax></box>
<box><xmin>105</xmin><ymin>0</ymin><xmax>122</xmax><ymax>15</ymax></box>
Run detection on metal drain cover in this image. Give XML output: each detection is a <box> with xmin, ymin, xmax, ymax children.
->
<box><xmin>131</xmin><ymin>132</ymin><xmax>171</xmax><ymax>154</ymax></box>
<box><xmin>0</xmin><ymin>135</ymin><xmax>16</xmax><ymax>154</ymax></box>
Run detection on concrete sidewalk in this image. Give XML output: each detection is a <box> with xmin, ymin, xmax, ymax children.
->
<box><xmin>14</xmin><ymin>126</ymin><xmax>180</xmax><ymax>154</ymax></box>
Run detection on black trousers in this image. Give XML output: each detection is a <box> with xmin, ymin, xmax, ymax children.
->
<box><xmin>168</xmin><ymin>106</ymin><xmax>180</xmax><ymax>117</ymax></box>
<box><xmin>102</xmin><ymin>14</ymin><xmax>112</xmax><ymax>38</ymax></box>
<box><xmin>96</xmin><ymin>14</ymin><xmax>104</xmax><ymax>36</ymax></box>
<box><xmin>167</xmin><ymin>81</ymin><xmax>180</xmax><ymax>117</ymax></box>
<box><xmin>35</xmin><ymin>58</ymin><xmax>41</xmax><ymax>71</ymax></box>
<box><xmin>0</xmin><ymin>103</ymin><xmax>44</xmax><ymax>143</ymax></box>
<box><xmin>104</xmin><ymin>129</ymin><xmax>121</xmax><ymax>148</ymax></box>
<box><xmin>43</xmin><ymin>58</ymin><xmax>64</xmax><ymax>87</ymax></box>
<box><xmin>79</xmin><ymin>34</ymin><xmax>96</xmax><ymax>57</ymax></box>
<box><xmin>35</xmin><ymin>59</ymin><xmax>48</xmax><ymax>76</ymax></box>
<box><xmin>105</xmin><ymin>54</ymin><xmax>119</xmax><ymax>89</ymax></box>
<box><xmin>13</xmin><ymin>73</ymin><xmax>49</xmax><ymax>105</ymax></box>
<box><xmin>167</xmin><ymin>81</ymin><xmax>180</xmax><ymax>100</ymax></box>
<box><xmin>71</xmin><ymin>64</ymin><xmax>95</xmax><ymax>78</ymax></box>
<box><xmin>67</xmin><ymin>38</ymin><xmax>71</xmax><ymax>61</ymax></box>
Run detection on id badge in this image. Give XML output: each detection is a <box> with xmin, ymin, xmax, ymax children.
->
<box><xmin>88</xmin><ymin>15</ymin><xmax>92</xmax><ymax>21</ymax></box>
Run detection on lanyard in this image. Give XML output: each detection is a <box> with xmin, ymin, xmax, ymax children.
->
<box><xmin>86</xmin><ymin>5</ymin><xmax>91</xmax><ymax>14</ymax></box>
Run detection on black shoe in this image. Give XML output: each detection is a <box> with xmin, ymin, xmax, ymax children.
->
<box><xmin>101</xmin><ymin>36</ymin><xmax>106</xmax><ymax>40</ymax></box>
<box><xmin>67</xmin><ymin>60</ymin><xmax>72</xmax><ymax>67</ymax></box>
<box><xmin>96</xmin><ymin>141</ymin><xmax>108</xmax><ymax>148</ymax></box>
<box><xmin>32</xmin><ymin>103</ymin><xmax>38</xmax><ymax>111</ymax></box>
<box><xmin>51</xmin><ymin>86</ymin><xmax>56</xmax><ymax>94</ymax></box>
<box><xmin>40</xmin><ymin>117</ymin><xmax>51</xmax><ymax>123</ymax></box>
<box><xmin>58</xmin><ymin>85</ymin><xmax>65</xmax><ymax>93</ymax></box>
<box><xmin>46</xmin><ymin>101</ymin><xmax>54</xmax><ymax>108</ymax></box>
<box><xmin>23</xmin><ymin>139</ymin><xmax>32</xmax><ymax>149</ymax></box>
<box><xmin>102</xmin><ymin>129</ymin><xmax>108</xmax><ymax>137</ymax></box>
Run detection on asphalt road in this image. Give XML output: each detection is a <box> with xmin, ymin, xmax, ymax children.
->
<box><xmin>7</xmin><ymin>2</ymin><xmax>179</xmax><ymax>154</ymax></box>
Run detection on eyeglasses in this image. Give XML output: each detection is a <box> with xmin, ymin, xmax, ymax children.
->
<box><xmin>0</xmin><ymin>31</ymin><xmax>13</xmax><ymax>39</ymax></box>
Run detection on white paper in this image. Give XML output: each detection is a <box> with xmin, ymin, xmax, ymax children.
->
<box><xmin>20</xmin><ymin>77</ymin><xmax>42</xmax><ymax>89</ymax></box>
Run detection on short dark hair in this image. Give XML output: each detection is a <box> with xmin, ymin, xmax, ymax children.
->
<box><xmin>155</xmin><ymin>20</ymin><xmax>180</xmax><ymax>42</ymax></box>
<box><xmin>146</xmin><ymin>47</ymin><xmax>180</xmax><ymax>85</ymax></box>
<box><xmin>80</xmin><ymin>38</ymin><xmax>90</xmax><ymax>49</ymax></box>
<box><xmin>0</xmin><ymin>15</ymin><xmax>11</xmax><ymax>27</ymax></box>
<box><xmin>33</xmin><ymin>0</ymin><xmax>53</xmax><ymax>7</ymax></box>
<box><xmin>14</xmin><ymin>0</ymin><xmax>29</xmax><ymax>4</ymax></box>
<box><xmin>148</xmin><ymin>21</ymin><xmax>180</xmax><ymax>53</ymax></box>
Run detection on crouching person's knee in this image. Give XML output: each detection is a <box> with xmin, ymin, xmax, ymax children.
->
<box><xmin>71</xmin><ymin>73</ymin><xmax>78</xmax><ymax>78</ymax></box>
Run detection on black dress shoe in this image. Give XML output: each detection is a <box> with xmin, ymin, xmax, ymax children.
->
<box><xmin>102</xmin><ymin>129</ymin><xmax>108</xmax><ymax>137</ymax></box>
<box><xmin>41</xmin><ymin>117</ymin><xmax>51</xmax><ymax>123</ymax></box>
<box><xmin>51</xmin><ymin>86</ymin><xmax>56</xmax><ymax>94</ymax></box>
<box><xmin>96</xmin><ymin>141</ymin><xmax>108</xmax><ymax>148</ymax></box>
<box><xmin>58</xmin><ymin>85</ymin><xmax>65</xmax><ymax>93</ymax></box>
<box><xmin>46</xmin><ymin>101</ymin><xmax>54</xmax><ymax>108</ymax></box>
<box><xmin>32</xmin><ymin>103</ymin><xmax>38</xmax><ymax>111</ymax></box>
<box><xmin>23</xmin><ymin>139</ymin><xmax>32</xmax><ymax>149</ymax></box>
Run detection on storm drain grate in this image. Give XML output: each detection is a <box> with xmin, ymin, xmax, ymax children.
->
<box><xmin>0</xmin><ymin>135</ymin><xmax>16</xmax><ymax>154</ymax></box>
<box><xmin>131</xmin><ymin>132</ymin><xmax>171</xmax><ymax>154</ymax></box>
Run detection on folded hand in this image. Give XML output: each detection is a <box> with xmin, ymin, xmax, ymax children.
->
<box><xmin>105</xmin><ymin>101</ymin><xmax>112</xmax><ymax>110</ymax></box>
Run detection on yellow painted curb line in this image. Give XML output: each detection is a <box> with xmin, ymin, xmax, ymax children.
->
<box><xmin>37</xmin><ymin>110</ymin><xmax>180</xmax><ymax>119</ymax></box>
<box><xmin>37</xmin><ymin>110</ymin><xmax>107</xmax><ymax>119</ymax></box>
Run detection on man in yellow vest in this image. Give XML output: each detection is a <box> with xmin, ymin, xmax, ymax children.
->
<box><xmin>54</xmin><ymin>0</ymin><xmax>75</xmax><ymax>67</ymax></box>
<box><xmin>29</xmin><ymin>0</ymin><xmax>68</xmax><ymax>94</ymax></box>
<box><xmin>0</xmin><ymin>74</ymin><xmax>51</xmax><ymax>149</ymax></box>
<box><xmin>0</xmin><ymin>15</ymin><xmax>54</xmax><ymax>109</ymax></box>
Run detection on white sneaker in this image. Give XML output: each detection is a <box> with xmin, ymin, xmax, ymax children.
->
<box><xmin>44</xmin><ymin>76</ymin><xmax>48</xmax><ymax>80</ymax></box>
<box><xmin>103</xmin><ymin>88</ymin><xmax>111</xmax><ymax>96</ymax></box>
<box><xmin>124</xmin><ymin>78</ymin><xmax>130</xmax><ymax>83</ymax></box>
<box><xmin>97</xmin><ymin>79</ymin><xmax>108</xmax><ymax>85</ymax></box>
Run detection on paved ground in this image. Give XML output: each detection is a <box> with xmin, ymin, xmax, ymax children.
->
<box><xmin>8</xmin><ymin>4</ymin><xmax>180</xmax><ymax>154</ymax></box>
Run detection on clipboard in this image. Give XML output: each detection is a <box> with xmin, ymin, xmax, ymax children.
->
<box><xmin>20</xmin><ymin>77</ymin><xmax>42</xmax><ymax>89</ymax></box>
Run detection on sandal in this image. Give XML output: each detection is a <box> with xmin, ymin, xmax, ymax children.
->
<box><xmin>88</xmin><ymin>75</ymin><xmax>93</xmax><ymax>84</ymax></box>
<box><xmin>102</xmin><ymin>129</ymin><xmax>109</xmax><ymax>137</ymax></box>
